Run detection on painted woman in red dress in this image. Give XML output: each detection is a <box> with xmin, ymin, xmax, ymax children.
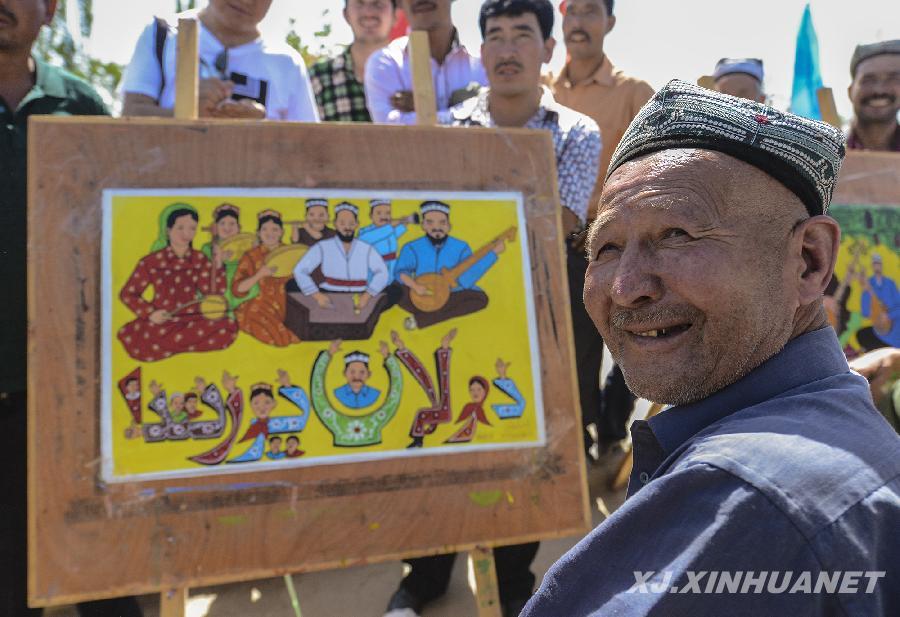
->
<box><xmin>117</xmin><ymin>203</ymin><xmax>239</xmax><ymax>362</ymax></box>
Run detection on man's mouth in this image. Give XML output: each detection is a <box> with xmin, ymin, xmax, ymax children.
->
<box><xmin>359</xmin><ymin>17</ymin><xmax>382</xmax><ymax>28</ymax></box>
<box><xmin>226</xmin><ymin>1</ymin><xmax>252</xmax><ymax>17</ymax></box>
<box><xmin>566</xmin><ymin>31</ymin><xmax>590</xmax><ymax>43</ymax></box>
<box><xmin>630</xmin><ymin>324</ymin><xmax>692</xmax><ymax>338</ymax></box>
<box><xmin>495</xmin><ymin>62</ymin><xmax>522</xmax><ymax>76</ymax></box>
<box><xmin>863</xmin><ymin>95</ymin><xmax>896</xmax><ymax>108</ymax></box>
<box><xmin>412</xmin><ymin>1</ymin><xmax>437</xmax><ymax>14</ymax></box>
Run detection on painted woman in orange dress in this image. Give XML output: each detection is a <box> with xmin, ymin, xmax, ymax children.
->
<box><xmin>231</xmin><ymin>210</ymin><xmax>299</xmax><ymax>347</ymax></box>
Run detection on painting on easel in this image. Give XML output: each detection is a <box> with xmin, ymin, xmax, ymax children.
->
<box><xmin>826</xmin><ymin>203</ymin><xmax>900</xmax><ymax>358</ymax></box>
<box><xmin>101</xmin><ymin>188</ymin><xmax>546</xmax><ymax>482</ymax></box>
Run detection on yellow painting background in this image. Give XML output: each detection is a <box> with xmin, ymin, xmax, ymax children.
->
<box><xmin>106</xmin><ymin>191</ymin><xmax>543</xmax><ymax>480</ymax></box>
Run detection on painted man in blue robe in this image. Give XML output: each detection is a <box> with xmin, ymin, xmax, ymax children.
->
<box><xmin>333</xmin><ymin>350</ymin><xmax>382</xmax><ymax>409</ymax></box>
<box><xmin>389</xmin><ymin>200</ymin><xmax>507</xmax><ymax>329</ymax></box>
<box><xmin>358</xmin><ymin>198</ymin><xmax>419</xmax><ymax>280</ymax></box>
<box><xmin>857</xmin><ymin>253</ymin><xmax>900</xmax><ymax>349</ymax></box>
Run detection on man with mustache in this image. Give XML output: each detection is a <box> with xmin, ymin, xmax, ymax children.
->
<box><xmin>847</xmin><ymin>40</ymin><xmax>900</xmax><ymax>151</ymax></box>
<box><xmin>549</xmin><ymin>0</ymin><xmax>655</xmax><ymax>456</ymax></box>
<box><xmin>293</xmin><ymin>202</ymin><xmax>390</xmax><ymax>312</ymax></box>
<box><xmin>364</xmin><ymin>0</ymin><xmax>487</xmax><ymax>124</ymax></box>
<box><xmin>521</xmin><ymin>82</ymin><xmax>900</xmax><ymax>616</ymax></box>
<box><xmin>121</xmin><ymin>0</ymin><xmax>318</xmax><ymax>121</ymax></box>
<box><xmin>310</xmin><ymin>0</ymin><xmax>397</xmax><ymax>122</ymax></box>
<box><xmin>0</xmin><ymin>2</ymin><xmax>143</xmax><ymax>616</ymax></box>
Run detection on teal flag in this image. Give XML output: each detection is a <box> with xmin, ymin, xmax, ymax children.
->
<box><xmin>790</xmin><ymin>3</ymin><xmax>824</xmax><ymax>120</ymax></box>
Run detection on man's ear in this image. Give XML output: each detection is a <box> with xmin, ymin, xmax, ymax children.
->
<box><xmin>543</xmin><ymin>36</ymin><xmax>556</xmax><ymax>64</ymax></box>
<box><xmin>343</xmin><ymin>6</ymin><xmax>351</xmax><ymax>25</ymax></box>
<box><xmin>793</xmin><ymin>215</ymin><xmax>841</xmax><ymax>306</ymax></box>
<box><xmin>606</xmin><ymin>14</ymin><xmax>616</xmax><ymax>35</ymax></box>
<box><xmin>44</xmin><ymin>0</ymin><xmax>59</xmax><ymax>27</ymax></box>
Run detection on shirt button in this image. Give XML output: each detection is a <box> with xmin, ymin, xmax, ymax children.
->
<box><xmin>639</xmin><ymin>472</ymin><xmax>650</xmax><ymax>484</ymax></box>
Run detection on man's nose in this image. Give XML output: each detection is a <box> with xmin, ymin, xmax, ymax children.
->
<box><xmin>609</xmin><ymin>244</ymin><xmax>663</xmax><ymax>308</ymax></box>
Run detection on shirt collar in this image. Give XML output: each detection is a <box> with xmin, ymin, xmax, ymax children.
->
<box><xmin>846</xmin><ymin>123</ymin><xmax>900</xmax><ymax>152</ymax></box>
<box><xmin>647</xmin><ymin>327</ymin><xmax>850</xmax><ymax>455</ymax></box>
<box><xmin>452</xmin><ymin>86</ymin><xmax>560</xmax><ymax>127</ymax></box>
<box><xmin>557</xmin><ymin>54</ymin><xmax>616</xmax><ymax>88</ymax></box>
<box><xmin>14</xmin><ymin>58</ymin><xmax>67</xmax><ymax>111</ymax></box>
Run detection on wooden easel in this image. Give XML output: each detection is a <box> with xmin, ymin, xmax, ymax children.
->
<box><xmin>408</xmin><ymin>29</ymin><xmax>503</xmax><ymax>617</ymax></box>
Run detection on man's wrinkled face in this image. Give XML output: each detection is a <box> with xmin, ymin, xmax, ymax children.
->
<box><xmin>850</xmin><ymin>54</ymin><xmax>900</xmax><ymax>124</ymax></box>
<box><xmin>562</xmin><ymin>0</ymin><xmax>614</xmax><ymax>61</ymax></box>
<box><xmin>401</xmin><ymin>0</ymin><xmax>451</xmax><ymax>32</ymax></box>
<box><xmin>371</xmin><ymin>204</ymin><xmax>393</xmax><ymax>226</ymax></box>
<box><xmin>345</xmin><ymin>0</ymin><xmax>394</xmax><ymax>45</ymax></box>
<box><xmin>422</xmin><ymin>211</ymin><xmax>450</xmax><ymax>240</ymax></box>
<box><xmin>584</xmin><ymin>149</ymin><xmax>801</xmax><ymax>405</ymax></box>
<box><xmin>481</xmin><ymin>13</ymin><xmax>553</xmax><ymax>98</ymax></box>
<box><xmin>0</xmin><ymin>0</ymin><xmax>55</xmax><ymax>52</ymax></box>
<box><xmin>209</xmin><ymin>0</ymin><xmax>272</xmax><ymax>28</ymax></box>
<box><xmin>250</xmin><ymin>393</ymin><xmax>276</xmax><ymax>419</ymax></box>
<box><xmin>714</xmin><ymin>73</ymin><xmax>765</xmax><ymax>103</ymax></box>
<box><xmin>344</xmin><ymin>361</ymin><xmax>371</xmax><ymax>391</ymax></box>
<box><xmin>335</xmin><ymin>210</ymin><xmax>359</xmax><ymax>238</ymax></box>
<box><xmin>306</xmin><ymin>205</ymin><xmax>328</xmax><ymax>230</ymax></box>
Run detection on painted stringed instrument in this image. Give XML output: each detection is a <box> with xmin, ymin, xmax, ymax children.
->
<box><xmin>826</xmin><ymin>239</ymin><xmax>865</xmax><ymax>330</ymax></box>
<box><xmin>410</xmin><ymin>227</ymin><xmax>517</xmax><ymax>313</ymax></box>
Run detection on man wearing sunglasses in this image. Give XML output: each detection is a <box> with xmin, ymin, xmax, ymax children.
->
<box><xmin>121</xmin><ymin>0</ymin><xmax>319</xmax><ymax>122</ymax></box>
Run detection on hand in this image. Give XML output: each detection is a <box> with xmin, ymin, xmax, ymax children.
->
<box><xmin>149</xmin><ymin>380</ymin><xmax>161</xmax><ymax>397</ymax></box>
<box><xmin>379</xmin><ymin>341</ymin><xmax>390</xmax><ymax>359</ymax></box>
<box><xmin>849</xmin><ymin>347</ymin><xmax>900</xmax><ymax>408</ymax></box>
<box><xmin>149</xmin><ymin>309</ymin><xmax>171</xmax><ymax>325</ymax></box>
<box><xmin>405</xmin><ymin>214</ymin><xmax>419</xmax><ymax>224</ymax></box>
<box><xmin>314</xmin><ymin>292</ymin><xmax>334</xmax><ymax>309</ymax></box>
<box><xmin>493</xmin><ymin>239</ymin><xmax>506</xmax><ymax>255</ymax></box>
<box><xmin>256</xmin><ymin>264</ymin><xmax>276</xmax><ymax>279</ymax></box>
<box><xmin>441</xmin><ymin>328</ymin><xmax>457</xmax><ymax>350</ymax></box>
<box><xmin>329</xmin><ymin>339</ymin><xmax>342</xmax><ymax>355</ymax></box>
<box><xmin>390</xmin><ymin>330</ymin><xmax>406</xmax><ymax>351</ymax></box>
<box><xmin>391</xmin><ymin>90</ymin><xmax>415</xmax><ymax>112</ymax></box>
<box><xmin>194</xmin><ymin>376</ymin><xmax>207</xmax><ymax>392</ymax></box>
<box><xmin>411</xmin><ymin>282</ymin><xmax>431</xmax><ymax>297</ymax></box>
<box><xmin>198</xmin><ymin>78</ymin><xmax>233</xmax><ymax>117</ymax></box>
<box><xmin>212</xmin><ymin>245</ymin><xmax>224</xmax><ymax>270</ymax></box>
<box><xmin>449</xmin><ymin>82</ymin><xmax>481</xmax><ymax>107</ymax></box>
<box><xmin>277</xmin><ymin>369</ymin><xmax>291</xmax><ymax>388</ymax></box>
<box><xmin>357</xmin><ymin>292</ymin><xmax>372</xmax><ymax>311</ymax></box>
<box><xmin>495</xmin><ymin>358</ymin><xmax>510</xmax><ymax>379</ymax></box>
<box><xmin>211</xmin><ymin>98</ymin><xmax>267</xmax><ymax>119</ymax></box>
<box><xmin>222</xmin><ymin>370</ymin><xmax>237</xmax><ymax>393</ymax></box>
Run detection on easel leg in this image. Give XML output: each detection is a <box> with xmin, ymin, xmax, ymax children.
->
<box><xmin>469</xmin><ymin>547</ymin><xmax>502</xmax><ymax>617</ymax></box>
<box><xmin>160</xmin><ymin>588</ymin><xmax>187</xmax><ymax>617</ymax></box>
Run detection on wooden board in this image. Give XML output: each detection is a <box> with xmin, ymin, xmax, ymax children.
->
<box><xmin>27</xmin><ymin>119</ymin><xmax>590</xmax><ymax>606</ymax></box>
<box><xmin>833</xmin><ymin>150</ymin><xmax>900</xmax><ymax>204</ymax></box>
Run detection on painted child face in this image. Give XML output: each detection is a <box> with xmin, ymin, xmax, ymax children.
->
<box><xmin>250</xmin><ymin>393</ymin><xmax>276</xmax><ymax>419</ymax></box>
<box><xmin>344</xmin><ymin>362</ymin><xmax>371</xmax><ymax>392</ymax></box>
<box><xmin>170</xmin><ymin>394</ymin><xmax>185</xmax><ymax>412</ymax></box>
<box><xmin>216</xmin><ymin>214</ymin><xmax>240</xmax><ymax>240</ymax></box>
<box><xmin>125</xmin><ymin>380</ymin><xmax>139</xmax><ymax>394</ymax></box>
<box><xmin>286</xmin><ymin>437</ymin><xmax>299</xmax><ymax>454</ymax></box>
<box><xmin>469</xmin><ymin>381</ymin><xmax>487</xmax><ymax>403</ymax></box>
<box><xmin>269</xmin><ymin>437</ymin><xmax>282</xmax><ymax>453</ymax></box>
<box><xmin>185</xmin><ymin>397</ymin><xmax>198</xmax><ymax>414</ymax></box>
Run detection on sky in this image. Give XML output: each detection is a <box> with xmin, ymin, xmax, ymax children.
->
<box><xmin>88</xmin><ymin>0</ymin><xmax>900</xmax><ymax>121</ymax></box>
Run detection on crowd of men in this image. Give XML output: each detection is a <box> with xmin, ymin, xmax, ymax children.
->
<box><xmin>2</xmin><ymin>0</ymin><xmax>899</xmax><ymax>616</ymax></box>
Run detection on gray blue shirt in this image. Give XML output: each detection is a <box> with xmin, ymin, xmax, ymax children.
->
<box><xmin>522</xmin><ymin>327</ymin><xmax>900</xmax><ymax>616</ymax></box>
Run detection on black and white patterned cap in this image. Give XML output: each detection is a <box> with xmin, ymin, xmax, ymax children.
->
<box><xmin>305</xmin><ymin>198</ymin><xmax>329</xmax><ymax>210</ymax></box>
<box><xmin>606</xmin><ymin>79</ymin><xmax>846</xmax><ymax>216</ymax></box>
<box><xmin>334</xmin><ymin>202</ymin><xmax>359</xmax><ymax>217</ymax></box>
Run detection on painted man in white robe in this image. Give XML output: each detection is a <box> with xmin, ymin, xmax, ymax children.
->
<box><xmin>293</xmin><ymin>202</ymin><xmax>389</xmax><ymax>312</ymax></box>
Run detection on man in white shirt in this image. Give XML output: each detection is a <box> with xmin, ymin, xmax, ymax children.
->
<box><xmin>364</xmin><ymin>0</ymin><xmax>487</xmax><ymax>123</ymax></box>
<box><xmin>293</xmin><ymin>203</ymin><xmax>390</xmax><ymax>312</ymax></box>
<box><xmin>120</xmin><ymin>0</ymin><xmax>319</xmax><ymax>121</ymax></box>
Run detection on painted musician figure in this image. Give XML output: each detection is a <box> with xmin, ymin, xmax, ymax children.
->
<box><xmin>857</xmin><ymin>253</ymin><xmax>900</xmax><ymax>350</ymax></box>
<box><xmin>117</xmin><ymin>203</ymin><xmax>238</xmax><ymax>362</ymax></box>
<box><xmin>358</xmin><ymin>198</ymin><xmax>418</xmax><ymax>279</ymax></box>
<box><xmin>293</xmin><ymin>202</ymin><xmax>390</xmax><ymax>312</ymax></box>
<box><xmin>390</xmin><ymin>200</ymin><xmax>505</xmax><ymax>330</ymax></box>
<box><xmin>292</xmin><ymin>197</ymin><xmax>337</xmax><ymax>246</ymax></box>
<box><xmin>232</xmin><ymin>209</ymin><xmax>300</xmax><ymax>347</ymax></box>
<box><xmin>200</xmin><ymin>203</ymin><xmax>250</xmax><ymax>314</ymax></box>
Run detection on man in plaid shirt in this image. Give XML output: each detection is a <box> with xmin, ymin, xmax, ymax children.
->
<box><xmin>310</xmin><ymin>0</ymin><xmax>397</xmax><ymax>122</ymax></box>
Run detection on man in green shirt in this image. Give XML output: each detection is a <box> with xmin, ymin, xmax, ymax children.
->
<box><xmin>0</xmin><ymin>2</ymin><xmax>141</xmax><ymax>616</ymax></box>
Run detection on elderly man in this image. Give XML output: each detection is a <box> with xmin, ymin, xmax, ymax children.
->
<box><xmin>121</xmin><ymin>0</ymin><xmax>318</xmax><ymax>121</ymax></box>
<box><xmin>522</xmin><ymin>81</ymin><xmax>900</xmax><ymax>616</ymax></box>
<box><xmin>365</xmin><ymin>0</ymin><xmax>487</xmax><ymax>123</ymax></box>
<box><xmin>847</xmin><ymin>39</ymin><xmax>900</xmax><ymax>151</ymax></box>
<box><xmin>712</xmin><ymin>57</ymin><xmax>766</xmax><ymax>103</ymax></box>
<box><xmin>309</xmin><ymin>0</ymin><xmax>396</xmax><ymax>122</ymax></box>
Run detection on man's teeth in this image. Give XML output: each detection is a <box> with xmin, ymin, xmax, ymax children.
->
<box><xmin>634</xmin><ymin>327</ymin><xmax>680</xmax><ymax>338</ymax></box>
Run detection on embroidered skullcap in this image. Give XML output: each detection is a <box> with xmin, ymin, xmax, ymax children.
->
<box><xmin>606</xmin><ymin>79</ymin><xmax>846</xmax><ymax>216</ymax></box>
<box><xmin>250</xmin><ymin>382</ymin><xmax>273</xmax><ymax>394</ymax></box>
<box><xmin>344</xmin><ymin>351</ymin><xmax>370</xmax><ymax>366</ymax></box>
<box><xmin>713</xmin><ymin>57</ymin><xmax>764</xmax><ymax>83</ymax></box>
<box><xmin>213</xmin><ymin>203</ymin><xmax>240</xmax><ymax>218</ymax></box>
<box><xmin>370</xmin><ymin>198</ymin><xmax>391</xmax><ymax>210</ymax></box>
<box><xmin>420</xmin><ymin>200</ymin><xmax>451</xmax><ymax>215</ymax></box>
<box><xmin>305</xmin><ymin>198</ymin><xmax>329</xmax><ymax>210</ymax></box>
<box><xmin>851</xmin><ymin>39</ymin><xmax>900</xmax><ymax>77</ymax></box>
<box><xmin>257</xmin><ymin>209</ymin><xmax>282</xmax><ymax>220</ymax></box>
<box><xmin>334</xmin><ymin>202</ymin><xmax>359</xmax><ymax>217</ymax></box>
